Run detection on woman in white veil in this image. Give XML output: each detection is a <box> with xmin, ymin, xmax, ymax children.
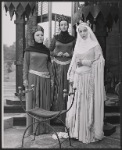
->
<box><xmin>66</xmin><ymin>21</ymin><xmax>105</xmax><ymax>143</ymax></box>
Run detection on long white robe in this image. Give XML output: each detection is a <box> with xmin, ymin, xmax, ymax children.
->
<box><xmin>66</xmin><ymin>45</ymin><xmax>105</xmax><ymax>143</ymax></box>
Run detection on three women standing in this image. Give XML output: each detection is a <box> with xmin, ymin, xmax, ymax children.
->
<box><xmin>49</xmin><ymin>15</ymin><xmax>75</xmax><ymax>122</ymax></box>
<box><xmin>23</xmin><ymin>25</ymin><xmax>53</xmax><ymax>135</ymax></box>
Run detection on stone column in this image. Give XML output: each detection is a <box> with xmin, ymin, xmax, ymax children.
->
<box><xmin>48</xmin><ymin>2</ymin><xmax>52</xmax><ymax>47</ymax></box>
<box><xmin>94</xmin><ymin>16</ymin><xmax>108</xmax><ymax>82</ymax></box>
<box><xmin>71</xmin><ymin>2</ymin><xmax>75</xmax><ymax>36</ymax></box>
<box><xmin>26</xmin><ymin>4</ymin><xmax>37</xmax><ymax>47</ymax></box>
<box><xmin>95</xmin><ymin>16</ymin><xmax>107</xmax><ymax>61</ymax></box>
<box><xmin>119</xmin><ymin>0</ymin><xmax>122</xmax><ymax>105</ymax></box>
<box><xmin>14</xmin><ymin>14</ymin><xmax>26</xmax><ymax>94</ymax></box>
<box><xmin>74</xmin><ymin>2</ymin><xmax>79</xmax><ymax>13</ymax></box>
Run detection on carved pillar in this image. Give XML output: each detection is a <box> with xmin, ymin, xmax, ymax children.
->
<box><xmin>4</xmin><ymin>2</ymin><xmax>36</xmax><ymax>94</ymax></box>
<box><xmin>119</xmin><ymin>0</ymin><xmax>122</xmax><ymax>104</ymax></box>
<box><xmin>14</xmin><ymin>14</ymin><xmax>26</xmax><ymax>93</ymax></box>
<box><xmin>95</xmin><ymin>13</ymin><xmax>107</xmax><ymax>61</ymax></box>
<box><xmin>48</xmin><ymin>2</ymin><xmax>52</xmax><ymax>47</ymax></box>
<box><xmin>71</xmin><ymin>2</ymin><xmax>76</xmax><ymax>36</ymax></box>
<box><xmin>94</xmin><ymin>14</ymin><xmax>108</xmax><ymax>85</ymax></box>
<box><xmin>26</xmin><ymin>4</ymin><xmax>37</xmax><ymax>47</ymax></box>
<box><xmin>119</xmin><ymin>1</ymin><xmax>122</xmax><ymax>80</ymax></box>
<box><xmin>74</xmin><ymin>2</ymin><xmax>79</xmax><ymax>13</ymax></box>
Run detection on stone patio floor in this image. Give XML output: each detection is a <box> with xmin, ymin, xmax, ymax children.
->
<box><xmin>3</xmin><ymin>124</ymin><xmax>121</xmax><ymax>149</ymax></box>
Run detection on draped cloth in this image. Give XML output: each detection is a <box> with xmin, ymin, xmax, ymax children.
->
<box><xmin>66</xmin><ymin>23</ymin><xmax>105</xmax><ymax>143</ymax></box>
<box><xmin>24</xmin><ymin>42</ymin><xmax>51</xmax><ymax>62</ymax></box>
<box><xmin>54</xmin><ymin>31</ymin><xmax>75</xmax><ymax>44</ymax></box>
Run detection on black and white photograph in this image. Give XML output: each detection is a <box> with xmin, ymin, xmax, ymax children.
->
<box><xmin>2</xmin><ymin>1</ymin><xmax>121</xmax><ymax>149</ymax></box>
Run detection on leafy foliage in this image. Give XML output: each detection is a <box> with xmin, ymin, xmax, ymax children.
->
<box><xmin>3</xmin><ymin>42</ymin><xmax>16</xmax><ymax>61</ymax></box>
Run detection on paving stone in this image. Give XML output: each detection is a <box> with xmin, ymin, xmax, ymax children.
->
<box><xmin>4</xmin><ymin>116</ymin><xmax>13</xmax><ymax>130</ymax></box>
<box><xmin>3</xmin><ymin>125</ymin><xmax>120</xmax><ymax>149</ymax></box>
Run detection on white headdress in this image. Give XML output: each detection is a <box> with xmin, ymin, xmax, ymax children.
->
<box><xmin>74</xmin><ymin>21</ymin><xmax>99</xmax><ymax>55</ymax></box>
<box><xmin>67</xmin><ymin>21</ymin><xmax>100</xmax><ymax>80</ymax></box>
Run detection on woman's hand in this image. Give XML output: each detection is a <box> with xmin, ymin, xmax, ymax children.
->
<box><xmin>77</xmin><ymin>59</ymin><xmax>82</xmax><ymax>67</ymax></box>
<box><xmin>57</xmin><ymin>52</ymin><xmax>63</xmax><ymax>56</ymax></box>
<box><xmin>81</xmin><ymin>60</ymin><xmax>94</xmax><ymax>67</ymax></box>
<box><xmin>88</xmin><ymin>60</ymin><xmax>94</xmax><ymax>66</ymax></box>
<box><xmin>51</xmin><ymin>79</ymin><xmax>54</xmax><ymax>87</ymax></box>
<box><xmin>23</xmin><ymin>80</ymin><xmax>28</xmax><ymax>88</ymax></box>
<box><xmin>69</xmin><ymin>81</ymin><xmax>73</xmax><ymax>87</ymax></box>
<box><xmin>63</xmin><ymin>52</ymin><xmax>70</xmax><ymax>57</ymax></box>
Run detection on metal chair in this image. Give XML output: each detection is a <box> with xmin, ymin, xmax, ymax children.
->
<box><xmin>18</xmin><ymin>85</ymin><xmax>76</xmax><ymax>148</ymax></box>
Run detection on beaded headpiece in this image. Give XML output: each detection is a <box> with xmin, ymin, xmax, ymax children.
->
<box><xmin>32</xmin><ymin>25</ymin><xmax>44</xmax><ymax>34</ymax></box>
<box><xmin>57</xmin><ymin>14</ymin><xmax>69</xmax><ymax>24</ymax></box>
<box><xmin>79</xmin><ymin>20</ymin><xmax>91</xmax><ymax>28</ymax></box>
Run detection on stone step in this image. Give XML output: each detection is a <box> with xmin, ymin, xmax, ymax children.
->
<box><xmin>4</xmin><ymin>89</ymin><xmax>15</xmax><ymax>92</ymax></box>
<box><xmin>105</xmin><ymin>114</ymin><xmax>120</xmax><ymax>124</ymax></box>
<box><xmin>103</xmin><ymin>123</ymin><xmax>116</xmax><ymax>136</ymax></box>
<box><xmin>4</xmin><ymin>105</ymin><xmax>25</xmax><ymax>113</ymax></box>
<box><xmin>4</xmin><ymin>113</ymin><xmax>26</xmax><ymax>126</ymax></box>
<box><xmin>3</xmin><ymin>82</ymin><xmax>16</xmax><ymax>86</ymax></box>
<box><xmin>6</xmin><ymin>97</ymin><xmax>25</xmax><ymax>106</ymax></box>
<box><xmin>3</xmin><ymin>85</ymin><xmax>15</xmax><ymax>88</ymax></box>
<box><xmin>13</xmin><ymin>115</ymin><xmax>26</xmax><ymax>126</ymax></box>
<box><xmin>4</xmin><ymin>105</ymin><xmax>119</xmax><ymax>114</ymax></box>
<box><xmin>4</xmin><ymin>90</ymin><xmax>16</xmax><ymax>94</ymax></box>
<box><xmin>4</xmin><ymin>95</ymin><xmax>16</xmax><ymax>99</ymax></box>
<box><xmin>105</xmin><ymin>105</ymin><xmax>120</xmax><ymax>113</ymax></box>
<box><xmin>4</xmin><ymin>116</ymin><xmax>13</xmax><ymax>130</ymax></box>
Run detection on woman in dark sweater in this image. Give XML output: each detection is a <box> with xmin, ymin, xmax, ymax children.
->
<box><xmin>23</xmin><ymin>25</ymin><xmax>53</xmax><ymax>135</ymax></box>
<box><xmin>49</xmin><ymin>15</ymin><xmax>76</xmax><ymax>123</ymax></box>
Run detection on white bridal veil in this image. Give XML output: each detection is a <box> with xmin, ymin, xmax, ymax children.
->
<box><xmin>67</xmin><ymin>22</ymin><xmax>100</xmax><ymax>80</ymax></box>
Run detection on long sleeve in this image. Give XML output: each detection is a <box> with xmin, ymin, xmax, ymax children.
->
<box><xmin>23</xmin><ymin>51</ymin><xmax>30</xmax><ymax>83</ymax></box>
<box><xmin>82</xmin><ymin>60</ymin><xmax>93</xmax><ymax>67</ymax></box>
<box><xmin>49</xmin><ymin>37</ymin><xmax>56</xmax><ymax>57</ymax></box>
<box><xmin>68</xmin><ymin>39</ymin><xmax>76</xmax><ymax>58</ymax></box>
<box><xmin>94</xmin><ymin>45</ymin><xmax>105</xmax><ymax>62</ymax></box>
<box><xmin>47</xmin><ymin>61</ymin><xmax>54</xmax><ymax>80</ymax></box>
<box><xmin>92</xmin><ymin>45</ymin><xmax>105</xmax><ymax>139</ymax></box>
<box><xmin>73</xmin><ymin>39</ymin><xmax>76</xmax><ymax>50</ymax></box>
<box><xmin>67</xmin><ymin>54</ymin><xmax>77</xmax><ymax>82</ymax></box>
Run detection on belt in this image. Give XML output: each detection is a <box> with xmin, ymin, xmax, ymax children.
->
<box><xmin>29</xmin><ymin>69</ymin><xmax>50</xmax><ymax>78</ymax></box>
<box><xmin>53</xmin><ymin>58</ymin><xmax>71</xmax><ymax>65</ymax></box>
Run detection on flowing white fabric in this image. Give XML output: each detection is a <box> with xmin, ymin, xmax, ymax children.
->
<box><xmin>66</xmin><ymin>23</ymin><xmax>105</xmax><ymax>143</ymax></box>
<box><xmin>52</xmin><ymin>132</ymin><xmax>69</xmax><ymax>140</ymax></box>
<box><xmin>67</xmin><ymin>23</ymin><xmax>99</xmax><ymax>80</ymax></box>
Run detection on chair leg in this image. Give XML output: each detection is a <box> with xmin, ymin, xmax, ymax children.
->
<box><xmin>42</xmin><ymin>121</ymin><xmax>62</xmax><ymax>149</ymax></box>
<box><xmin>57</xmin><ymin>118</ymin><xmax>72</xmax><ymax>146</ymax></box>
<box><xmin>33</xmin><ymin>122</ymin><xmax>40</xmax><ymax>141</ymax></box>
<box><xmin>21</xmin><ymin>121</ymin><xmax>39</xmax><ymax>148</ymax></box>
<box><xmin>22</xmin><ymin>119</ymin><xmax>62</xmax><ymax>148</ymax></box>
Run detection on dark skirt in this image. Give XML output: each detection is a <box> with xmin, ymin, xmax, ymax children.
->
<box><xmin>26</xmin><ymin>73</ymin><xmax>51</xmax><ymax>135</ymax></box>
<box><xmin>51</xmin><ymin>61</ymin><xmax>69</xmax><ymax>123</ymax></box>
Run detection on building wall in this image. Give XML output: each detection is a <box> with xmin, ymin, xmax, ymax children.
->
<box><xmin>106</xmin><ymin>19</ymin><xmax>120</xmax><ymax>89</ymax></box>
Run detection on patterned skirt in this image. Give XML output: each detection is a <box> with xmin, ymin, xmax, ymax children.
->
<box><xmin>26</xmin><ymin>72</ymin><xmax>51</xmax><ymax>135</ymax></box>
<box><xmin>51</xmin><ymin>61</ymin><xmax>70</xmax><ymax>123</ymax></box>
